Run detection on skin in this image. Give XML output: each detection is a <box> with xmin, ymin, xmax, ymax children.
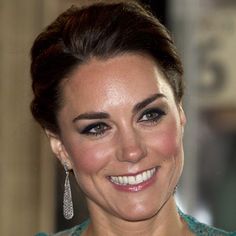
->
<box><xmin>47</xmin><ymin>53</ymin><xmax>192</xmax><ymax>236</ymax></box>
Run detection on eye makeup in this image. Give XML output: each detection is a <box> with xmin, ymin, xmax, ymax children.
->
<box><xmin>78</xmin><ymin>122</ymin><xmax>111</xmax><ymax>137</ymax></box>
<box><xmin>138</xmin><ymin>107</ymin><xmax>166</xmax><ymax>124</ymax></box>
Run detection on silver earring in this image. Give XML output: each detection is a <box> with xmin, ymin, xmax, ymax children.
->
<box><xmin>173</xmin><ymin>185</ymin><xmax>178</xmax><ymax>195</ymax></box>
<box><xmin>63</xmin><ymin>163</ymin><xmax>74</xmax><ymax>220</ymax></box>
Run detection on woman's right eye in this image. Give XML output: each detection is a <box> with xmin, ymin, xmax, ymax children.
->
<box><xmin>79</xmin><ymin>122</ymin><xmax>110</xmax><ymax>136</ymax></box>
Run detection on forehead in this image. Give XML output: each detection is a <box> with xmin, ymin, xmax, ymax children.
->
<box><xmin>61</xmin><ymin>53</ymin><xmax>174</xmax><ymax>111</ymax></box>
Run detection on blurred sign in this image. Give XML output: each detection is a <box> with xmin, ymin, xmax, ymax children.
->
<box><xmin>197</xmin><ymin>7</ymin><xmax>236</xmax><ymax>108</ymax></box>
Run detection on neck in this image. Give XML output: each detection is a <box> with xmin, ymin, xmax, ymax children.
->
<box><xmin>83</xmin><ymin>197</ymin><xmax>188</xmax><ymax>236</ymax></box>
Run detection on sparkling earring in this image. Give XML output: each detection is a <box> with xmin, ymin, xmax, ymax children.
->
<box><xmin>63</xmin><ymin>163</ymin><xmax>74</xmax><ymax>220</ymax></box>
<box><xmin>173</xmin><ymin>185</ymin><xmax>178</xmax><ymax>195</ymax></box>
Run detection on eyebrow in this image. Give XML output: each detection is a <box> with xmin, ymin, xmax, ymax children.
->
<box><xmin>132</xmin><ymin>93</ymin><xmax>166</xmax><ymax>113</ymax></box>
<box><xmin>73</xmin><ymin>112</ymin><xmax>110</xmax><ymax>123</ymax></box>
<box><xmin>72</xmin><ymin>93</ymin><xmax>165</xmax><ymax>123</ymax></box>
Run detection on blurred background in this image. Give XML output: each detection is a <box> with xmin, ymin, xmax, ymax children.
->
<box><xmin>0</xmin><ymin>0</ymin><xmax>235</xmax><ymax>235</ymax></box>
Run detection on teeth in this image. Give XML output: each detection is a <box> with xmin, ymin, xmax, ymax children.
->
<box><xmin>128</xmin><ymin>176</ymin><xmax>136</xmax><ymax>185</ymax></box>
<box><xmin>118</xmin><ymin>176</ymin><xmax>124</xmax><ymax>184</ymax></box>
<box><xmin>142</xmin><ymin>171</ymin><xmax>147</xmax><ymax>181</ymax></box>
<box><xmin>123</xmin><ymin>176</ymin><xmax>128</xmax><ymax>184</ymax></box>
<box><xmin>110</xmin><ymin>167</ymin><xmax>156</xmax><ymax>186</ymax></box>
<box><xmin>136</xmin><ymin>173</ymin><xmax>143</xmax><ymax>183</ymax></box>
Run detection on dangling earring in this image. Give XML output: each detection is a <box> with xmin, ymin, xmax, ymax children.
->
<box><xmin>63</xmin><ymin>163</ymin><xmax>74</xmax><ymax>220</ymax></box>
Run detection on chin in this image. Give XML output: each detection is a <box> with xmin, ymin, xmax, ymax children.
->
<box><xmin>116</xmin><ymin>204</ymin><xmax>161</xmax><ymax>222</ymax></box>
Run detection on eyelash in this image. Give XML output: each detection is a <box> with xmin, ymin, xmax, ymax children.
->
<box><xmin>138</xmin><ymin>108</ymin><xmax>166</xmax><ymax>124</ymax></box>
<box><xmin>79</xmin><ymin>108</ymin><xmax>166</xmax><ymax>137</ymax></box>
<box><xmin>80</xmin><ymin>122</ymin><xmax>110</xmax><ymax>136</ymax></box>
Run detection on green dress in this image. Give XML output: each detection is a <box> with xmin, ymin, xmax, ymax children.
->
<box><xmin>36</xmin><ymin>211</ymin><xmax>236</xmax><ymax>236</ymax></box>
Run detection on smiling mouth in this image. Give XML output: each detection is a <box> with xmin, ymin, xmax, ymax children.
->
<box><xmin>109</xmin><ymin>167</ymin><xmax>157</xmax><ymax>186</ymax></box>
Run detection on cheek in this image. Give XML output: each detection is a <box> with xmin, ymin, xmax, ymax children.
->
<box><xmin>148</xmin><ymin>121</ymin><xmax>182</xmax><ymax>159</ymax></box>
<box><xmin>66</xmin><ymin>141</ymin><xmax>111</xmax><ymax>175</ymax></box>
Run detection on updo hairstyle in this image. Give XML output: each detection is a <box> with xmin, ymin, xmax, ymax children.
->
<box><xmin>30</xmin><ymin>1</ymin><xmax>184</xmax><ymax>134</ymax></box>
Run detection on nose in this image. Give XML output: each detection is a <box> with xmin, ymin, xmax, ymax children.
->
<box><xmin>116</xmin><ymin>128</ymin><xmax>147</xmax><ymax>163</ymax></box>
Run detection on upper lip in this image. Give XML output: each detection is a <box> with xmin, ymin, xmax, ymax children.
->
<box><xmin>108</xmin><ymin>166</ymin><xmax>159</xmax><ymax>177</ymax></box>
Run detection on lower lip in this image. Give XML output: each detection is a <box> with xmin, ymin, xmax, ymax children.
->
<box><xmin>108</xmin><ymin>169</ymin><xmax>158</xmax><ymax>192</ymax></box>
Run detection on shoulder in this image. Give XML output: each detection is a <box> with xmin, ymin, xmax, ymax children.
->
<box><xmin>35</xmin><ymin>219</ymin><xmax>90</xmax><ymax>236</ymax></box>
<box><xmin>179</xmin><ymin>209</ymin><xmax>236</xmax><ymax>236</ymax></box>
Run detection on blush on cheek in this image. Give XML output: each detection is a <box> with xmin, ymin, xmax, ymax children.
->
<box><xmin>69</xmin><ymin>145</ymin><xmax>110</xmax><ymax>174</ymax></box>
<box><xmin>161</xmin><ymin>135</ymin><xmax>180</xmax><ymax>157</ymax></box>
<box><xmin>152</xmin><ymin>126</ymin><xmax>182</xmax><ymax>160</ymax></box>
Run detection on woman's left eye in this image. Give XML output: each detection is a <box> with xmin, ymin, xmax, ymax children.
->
<box><xmin>138</xmin><ymin>108</ymin><xmax>166</xmax><ymax>124</ymax></box>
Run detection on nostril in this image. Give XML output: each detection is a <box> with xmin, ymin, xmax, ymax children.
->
<box><xmin>119</xmin><ymin>143</ymin><xmax>147</xmax><ymax>163</ymax></box>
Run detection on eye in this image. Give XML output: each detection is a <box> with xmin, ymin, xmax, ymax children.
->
<box><xmin>80</xmin><ymin>122</ymin><xmax>110</xmax><ymax>136</ymax></box>
<box><xmin>138</xmin><ymin>108</ymin><xmax>166</xmax><ymax>124</ymax></box>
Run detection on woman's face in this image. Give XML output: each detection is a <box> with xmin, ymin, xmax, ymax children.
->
<box><xmin>53</xmin><ymin>53</ymin><xmax>186</xmax><ymax>221</ymax></box>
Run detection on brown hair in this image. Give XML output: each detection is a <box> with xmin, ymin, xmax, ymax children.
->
<box><xmin>30</xmin><ymin>1</ymin><xmax>184</xmax><ymax>134</ymax></box>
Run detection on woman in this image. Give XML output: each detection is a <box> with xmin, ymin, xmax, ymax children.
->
<box><xmin>31</xmin><ymin>1</ymin><xmax>235</xmax><ymax>236</ymax></box>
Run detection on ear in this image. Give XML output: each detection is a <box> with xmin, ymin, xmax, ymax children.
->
<box><xmin>45</xmin><ymin>130</ymin><xmax>73</xmax><ymax>169</ymax></box>
<box><xmin>178</xmin><ymin>104</ymin><xmax>187</xmax><ymax>127</ymax></box>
